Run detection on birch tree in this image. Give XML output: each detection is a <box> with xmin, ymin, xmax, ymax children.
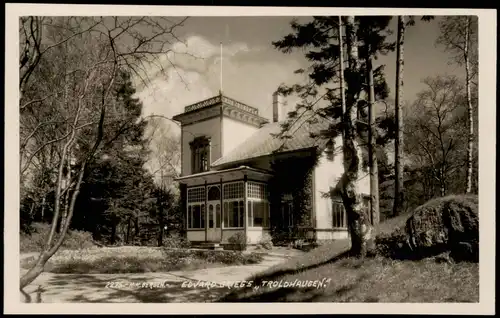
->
<box><xmin>436</xmin><ymin>16</ymin><xmax>478</xmax><ymax>193</ymax></box>
<box><xmin>19</xmin><ymin>16</ymin><xmax>189</xmax><ymax>294</ymax></box>
<box><xmin>393</xmin><ymin>16</ymin><xmax>406</xmax><ymax>217</ymax></box>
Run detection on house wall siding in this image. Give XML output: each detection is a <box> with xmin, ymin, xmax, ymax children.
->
<box><xmin>313</xmin><ymin>137</ymin><xmax>343</xmax><ymax>229</ymax></box>
<box><xmin>314</xmin><ymin>229</ymin><xmax>349</xmax><ymax>240</ymax></box>
<box><xmin>313</xmin><ymin>136</ymin><xmax>370</xmax><ymax>230</ymax></box>
<box><xmin>247</xmin><ymin>228</ymin><xmax>271</xmax><ymax>244</ymax></box>
<box><xmin>187</xmin><ymin>230</ymin><xmax>205</xmax><ymax>242</ymax></box>
<box><xmin>181</xmin><ymin>117</ymin><xmax>222</xmax><ymax>176</ymax></box>
<box><xmin>222</xmin><ymin>117</ymin><xmax>259</xmax><ymax>156</ymax></box>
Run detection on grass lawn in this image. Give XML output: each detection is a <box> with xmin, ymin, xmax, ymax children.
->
<box><xmin>221</xmin><ymin>251</ymin><xmax>478</xmax><ymax>302</ymax></box>
<box><xmin>21</xmin><ymin>246</ymin><xmax>265</xmax><ymax>274</ymax></box>
<box><xmin>219</xmin><ymin>214</ymin><xmax>479</xmax><ymax>303</ymax></box>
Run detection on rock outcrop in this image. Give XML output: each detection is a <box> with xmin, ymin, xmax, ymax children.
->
<box><xmin>376</xmin><ymin>194</ymin><xmax>478</xmax><ymax>262</ymax></box>
<box><xmin>406</xmin><ymin>194</ymin><xmax>478</xmax><ymax>261</ymax></box>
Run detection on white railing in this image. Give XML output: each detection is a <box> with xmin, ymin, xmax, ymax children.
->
<box><xmin>184</xmin><ymin>95</ymin><xmax>259</xmax><ymax>115</ymax></box>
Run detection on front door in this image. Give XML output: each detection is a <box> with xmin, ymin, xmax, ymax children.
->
<box><xmin>207</xmin><ymin>201</ymin><xmax>222</xmax><ymax>242</ymax></box>
<box><xmin>281</xmin><ymin>195</ymin><xmax>294</xmax><ymax>239</ymax></box>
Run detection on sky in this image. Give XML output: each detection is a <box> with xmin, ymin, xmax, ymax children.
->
<box><xmin>135</xmin><ymin>16</ymin><xmax>468</xmax><ymax>138</ymax></box>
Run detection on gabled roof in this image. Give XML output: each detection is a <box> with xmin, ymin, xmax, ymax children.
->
<box><xmin>211</xmin><ymin>113</ymin><xmax>332</xmax><ymax>168</ymax></box>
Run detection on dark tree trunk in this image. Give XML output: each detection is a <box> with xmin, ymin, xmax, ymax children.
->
<box><xmin>367</xmin><ymin>54</ymin><xmax>380</xmax><ymax>227</ymax></box>
<box><xmin>134</xmin><ymin>212</ymin><xmax>140</xmax><ymax>239</ymax></box>
<box><xmin>126</xmin><ymin>217</ymin><xmax>131</xmax><ymax>244</ymax></box>
<box><xmin>179</xmin><ymin>183</ymin><xmax>187</xmax><ymax>236</ymax></box>
<box><xmin>110</xmin><ymin>223</ymin><xmax>116</xmax><ymax>245</ymax></box>
<box><xmin>158</xmin><ymin>191</ymin><xmax>164</xmax><ymax>247</ymax></box>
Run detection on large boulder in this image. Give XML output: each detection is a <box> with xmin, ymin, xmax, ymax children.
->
<box><xmin>405</xmin><ymin>194</ymin><xmax>478</xmax><ymax>261</ymax></box>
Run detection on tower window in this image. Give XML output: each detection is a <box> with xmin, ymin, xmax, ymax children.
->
<box><xmin>190</xmin><ymin>136</ymin><xmax>211</xmax><ymax>173</ymax></box>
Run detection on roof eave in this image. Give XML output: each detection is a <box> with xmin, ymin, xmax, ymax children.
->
<box><xmin>174</xmin><ymin>165</ymin><xmax>273</xmax><ymax>182</ymax></box>
<box><xmin>211</xmin><ymin>145</ymin><xmax>325</xmax><ymax>170</ymax></box>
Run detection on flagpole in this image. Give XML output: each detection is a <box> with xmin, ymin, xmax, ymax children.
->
<box><xmin>220</xmin><ymin>42</ymin><xmax>223</xmax><ymax>94</ymax></box>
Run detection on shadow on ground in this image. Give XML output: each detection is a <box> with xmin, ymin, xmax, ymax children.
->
<box><xmin>68</xmin><ymin>281</ymin><xmax>230</xmax><ymax>303</ymax></box>
<box><xmin>218</xmin><ymin>246</ymin><xmax>353</xmax><ymax>302</ymax></box>
<box><xmin>22</xmin><ymin>274</ymin><xmax>232</xmax><ymax>303</ymax></box>
<box><xmin>20</xmin><ymin>243</ymin><xmax>348</xmax><ymax>303</ymax></box>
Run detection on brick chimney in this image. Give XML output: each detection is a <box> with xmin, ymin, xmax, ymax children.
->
<box><xmin>272</xmin><ymin>91</ymin><xmax>284</xmax><ymax>123</ymax></box>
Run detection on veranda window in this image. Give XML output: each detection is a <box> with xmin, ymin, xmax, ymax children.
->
<box><xmin>247</xmin><ymin>182</ymin><xmax>270</xmax><ymax>228</ymax></box>
<box><xmin>223</xmin><ymin>182</ymin><xmax>244</xmax><ymax>228</ymax></box>
<box><xmin>187</xmin><ymin>187</ymin><xmax>206</xmax><ymax>229</ymax></box>
<box><xmin>332</xmin><ymin>199</ymin><xmax>347</xmax><ymax>228</ymax></box>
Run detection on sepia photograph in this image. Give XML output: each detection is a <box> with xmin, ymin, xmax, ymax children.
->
<box><xmin>4</xmin><ymin>4</ymin><xmax>496</xmax><ymax>315</ymax></box>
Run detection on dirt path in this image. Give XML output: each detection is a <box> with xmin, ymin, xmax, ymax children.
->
<box><xmin>20</xmin><ymin>254</ymin><xmax>290</xmax><ymax>303</ymax></box>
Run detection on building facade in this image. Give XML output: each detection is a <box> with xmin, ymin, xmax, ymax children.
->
<box><xmin>173</xmin><ymin>91</ymin><xmax>370</xmax><ymax>247</ymax></box>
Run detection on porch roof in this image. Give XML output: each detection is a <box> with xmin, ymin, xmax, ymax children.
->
<box><xmin>175</xmin><ymin>165</ymin><xmax>273</xmax><ymax>186</ymax></box>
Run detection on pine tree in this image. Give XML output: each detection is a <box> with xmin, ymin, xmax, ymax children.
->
<box><xmin>393</xmin><ymin>15</ymin><xmax>434</xmax><ymax>216</ymax></box>
<box><xmin>71</xmin><ymin>69</ymin><xmax>156</xmax><ymax>244</ymax></box>
<box><xmin>273</xmin><ymin>16</ymin><xmax>394</xmax><ymax>257</ymax></box>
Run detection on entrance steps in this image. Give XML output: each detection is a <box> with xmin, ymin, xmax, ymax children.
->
<box><xmin>191</xmin><ymin>242</ymin><xmax>224</xmax><ymax>251</ymax></box>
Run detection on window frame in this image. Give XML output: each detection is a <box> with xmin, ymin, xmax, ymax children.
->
<box><xmin>331</xmin><ymin>195</ymin><xmax>370</xmax><ymax>229</ymax></box>
<box><xmin>187</xmin><ymin>186</ymin><xmax>206</xmax><ymax>230</ymax></box>
<box><xmin>222</xmin><ymin>181</ymin><xmax>245</xmax><ymax>229</ymax></box>
<box><xmin>187</xmin><ymin>202</ymin><xmax>206</xmax><ymax>230</ymax></box>
<box><xmin>247</xmin><ymin>181</ymin><xmax>270</xmax><ymax>229</ymax></box>
<box><xmin>207</xmin><ymin>185</ymin><xmax>221</xmax><ymax>201</ymax></box>
<box><xmin>190</xmin><ymin>136</ymin><xmax>211</xmax><ymax>174</ymax></box>
<box><xmin>332</xmin><ymin>198</ymin><xmax>347</xmax><ymax>229</ymax></box>
<box><xmin>223</xmin><ymin>199</ymin><xmax>244</xmax><ymax>229</ymax></box>
<box><xmin>247</xmin><ymin>199</ymin><xmax>270</xmax><ymax>229</ymax></box>
<box><xmin>281</xmin><ymin>193</ymin><xmax>294</xmax><ymax>228</ymax></box>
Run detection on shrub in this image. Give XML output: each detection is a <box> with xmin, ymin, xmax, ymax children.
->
<box><xmin>64</xmin><ymin>229</ymin><xmax>95</xmax><ymax>249</ymax></box>
<box><xmin>20</xmin><ymin>222</ymin><xmax>95</xmax><ymax>253</ymax></box>
<box><xmin>227</xmin><ymin>232</ymin><xmax>249</xmax><ymax>251</ymax></box>
<box><xmin>292</xmin><ymin>239</ymin><xmax>305</xmax><ymax>249</ymax></box>
<box><xmin>240</xmin><ymin>252</ymin><xmax>264</xmax><ymax>264</ymax></box>
<box><xmin>270</xmin><ymin>227</ymin><xmax>292</xmax><ymax>246</ymax></box>
<box><xmin>162</xmin><ymin>233</ymin><xmax>191</xmax><ymax>249</ymax></box>
<box><xmin>373</xmin><ymin>227</ymin><xmax>412</xmax><ymax>260</ymax></box>
<box><xmin>189</xmin><ymin>250</ymin><xmax>264</xmax><ymax>265</ymax></box>
<box><xmin>257</xmin><ymin>233</ymin><xmax>274</xmax><ymax>250</ymax></box>
<box><xmin>21</xmin><ymin>247</ymin><xmax>264</xmax><ymax>273</ymax></box>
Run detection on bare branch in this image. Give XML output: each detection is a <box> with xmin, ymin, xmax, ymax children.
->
<box><xmin>20</xmin><ymin>122</ymin><xmax>94</xmax><ymax>176</ymax></box>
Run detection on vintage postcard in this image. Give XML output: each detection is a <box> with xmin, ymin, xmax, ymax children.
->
<box><xmin>4</xmin><ymin>3</ymin><xmax>496</xmax><ymax>315</ymax></box>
